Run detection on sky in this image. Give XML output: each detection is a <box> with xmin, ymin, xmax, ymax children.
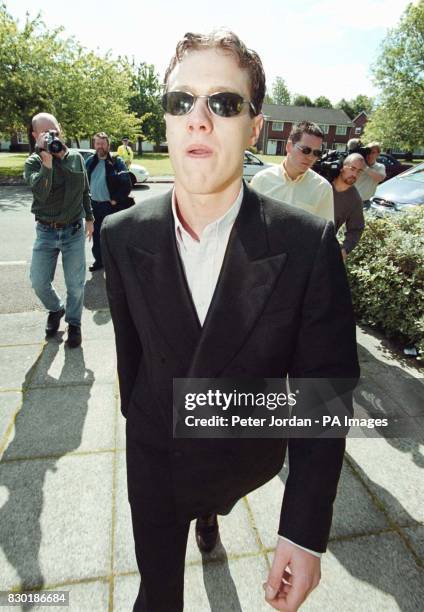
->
<box><xmin>7</xmin><ymin>0</ymin><xmax>415</xmax><ymax>104</ymax></box>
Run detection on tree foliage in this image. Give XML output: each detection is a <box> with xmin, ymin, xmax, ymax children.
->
<box><xmin>271</xmin><ymin>77</ymin><xmax>291</xmax><ymax>105</ymax></box>
<box><xmin>336</xmin><ymin>95</ymin><xmax>373</xmax><ymax>120</ymax></box>
<box><xmin>292</xmin><ymin>94</ymin><xmax>314</xmax><ymax>107</ymax></box>
<box><xmin>128</xmin><ymin>62</ymin><xmax>165</xmax><ymax>151</ymax></box>
<box><xmin>314</xmin><ymin>96</ymin><xmax>332</xmax><ymax>108</ymax></box>
<box><xmin>0</xmin><ymin>3</ymin><xmax>139</xmax><ymax>147</ymax></box>
<box><xmin>364</xmin><ymin>1</ymin><xmax>424</xmax><ymax>150</ymax></box>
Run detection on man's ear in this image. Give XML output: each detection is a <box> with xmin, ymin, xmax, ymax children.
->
<box><xmin>248</xmin><ymin>113</ymin><xmax>263</xmax><ymax>147</ymax></box>
<box><xmin>286</xmin><ymin>140</ymin><xmax>293</xmax><ymax>154</ymax></box>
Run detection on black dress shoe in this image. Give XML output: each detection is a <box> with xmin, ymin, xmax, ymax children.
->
<box><xmin>66</xmin><ymin>325</ymin><xmax>82</xmax><ymax>348</ymax></box>
<box><xmin>195</xmin><ymin>514</ymin><xmax>219</xmax><ymax>553</ymax></box>
<box><xmin>89</xmin><ymin>262</ymin><xmax>104</xmax><ymax>272</ymax></box>
<box><xmin>45</xmin><ymin>307</ymin><xmax>65</xmax><ymax>336</ymax></box>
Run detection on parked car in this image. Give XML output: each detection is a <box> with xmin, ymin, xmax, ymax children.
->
<box><xmin>377</xmin><ymin>153</ymin><xmax>412</xmax><ymax>181</ymax></box>
<box><xmin>243</xmin><ymin>150</ymin><xmax>274</xmax><ymax>181</ymax></box>
<box><xmin>369</xmin><ymin>162</ymin><xmax>424</xmax><ymax>216</ymax></box>
<box><xmin>75</xmin><ymin>148</ymin><xmax>149</xmax><ymax>185</ymax></box>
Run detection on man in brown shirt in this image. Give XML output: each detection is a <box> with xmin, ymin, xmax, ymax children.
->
<box><xmin>332</xmin><ymin>153</ymin><xmax>366</xmax><ymax>261</ymax></box>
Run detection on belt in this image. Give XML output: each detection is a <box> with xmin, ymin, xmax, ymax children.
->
<box><xmin>36</xmin><ymin>219</ymin><xmax>80</xmax><ymax>229</ymax></box>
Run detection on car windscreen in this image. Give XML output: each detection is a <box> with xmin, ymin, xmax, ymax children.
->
<box><xmin>399</xmin><ymin>166</ymin><xmax>424</xmax><ymax>183</ymax></box>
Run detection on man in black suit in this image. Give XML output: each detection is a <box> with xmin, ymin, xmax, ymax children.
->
<box><xmin>101</xmin><ymin>30</ymin><xmax>359</xmax><ymax>612</ymax></box>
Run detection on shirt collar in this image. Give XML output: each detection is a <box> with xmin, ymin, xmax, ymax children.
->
<box><xmin>281</xmin><ymin>160</ymin><xmax>308</xmax><ymax>184</ymax></box>
<box><xmin>172</xmin><ymin>184</ymin><xmax>244</xmax><ymax>248</ymax></box>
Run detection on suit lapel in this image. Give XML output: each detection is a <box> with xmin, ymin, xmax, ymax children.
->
<box><xmin>188</xmin><ymin>186</ymin><xmax>287</xmax><ymax>377</ymax></box>
<box><xmin>127</xmin><ymin>192</ymin><xmax>201</xmax><ymax>365</ymax></box>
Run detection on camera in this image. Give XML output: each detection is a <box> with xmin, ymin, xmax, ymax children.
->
<box><xmin>313</xmin><ymin>141</ymin><xmax>371</xmax><ymax>182</ymax></box>
<box><xmin>37</xmin><ymin>130</ymin><xmax>64</xmax><ymax>154</ymax></box>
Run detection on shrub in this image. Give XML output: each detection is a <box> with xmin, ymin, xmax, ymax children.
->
<box><xmin>346</xmin><ymin>207</ymin><xmax>424</xmax><ymax>355</ymax></box>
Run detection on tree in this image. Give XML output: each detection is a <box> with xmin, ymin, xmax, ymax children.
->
<box><xmin>350</xmin><ymin>94</ymin><xmax>373</xmax><ymax>118</ymax></box>
<box><xmin>292</xmin><ymin>94</ymin><xmax>314</xmax><ymax>107</ymax></box>
<box><xmin>128</xmin><ymin>62</ymin><xmax>165</xmax><ymax>152</ymax></box>
<box><xmin>0</xmin><ymin>4</ymin><xmax>140</xmax><ymax>148</ymax></box>
<box><xmin>271</xmin><ymin>77</ymin><xmax>291</xmax><ymax>105</ymax></box>
<box><xmin>364</xmin><ymin>1</ymin><xmax>424</xmax><ymax>150</ymax></box>
<box><xmin>314</xmin><ymin>96</ymin><xmax>332</xmax><ymax>108</ymax></box>
<box><xmin>336</xmin><ymin>98</ymin><xmax>355</xmax><ymax>119</ymax></box>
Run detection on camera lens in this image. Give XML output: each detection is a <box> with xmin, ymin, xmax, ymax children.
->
<box><xmin>48</xmin><ymin>139</ymin><xmax>63</xmax><ymax>154</ymax></box>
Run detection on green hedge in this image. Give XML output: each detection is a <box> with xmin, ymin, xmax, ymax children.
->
<box><xmin>346</xmin><ymin>207</ymin><xmax>424</xmax><ymax>355</ymax></box>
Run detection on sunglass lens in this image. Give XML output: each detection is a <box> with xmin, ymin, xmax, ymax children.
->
<box><xmin>209</xmin><ymin>93</ymin><xmax>244</xmax><ymax>117</ymax></box>
<box><xmin>162</xmin><ymin>92</ymin><xmax>194</xmax><ymax>115</ymax></box>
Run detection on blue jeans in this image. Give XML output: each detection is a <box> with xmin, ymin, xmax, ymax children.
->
<box><xmin>30</xmin><ymin>221</ymin><xmax>86</xmax><ymax>326</ymax></box>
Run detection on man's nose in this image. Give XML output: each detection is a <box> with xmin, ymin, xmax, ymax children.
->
<box><xmin>186</xmin><ymin>98</ymin><xmax>213</xmax><ymax>132</ymax></box>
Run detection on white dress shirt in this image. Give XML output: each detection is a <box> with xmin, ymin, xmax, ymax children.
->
<box><xmin>172</xmin><ymin>185</ymin><xmax>321</xmax><ymax>558</ymax></box>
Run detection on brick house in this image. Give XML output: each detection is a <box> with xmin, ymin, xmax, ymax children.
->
<box><xmin>349</xmin><ymin>111</ymin><xmax>368</xmax><ymax>140</ymax></box>
<box><xmin>257</xmin><ymin>104</ymin><xmax>353</xmax><ymax>155</ymax></box>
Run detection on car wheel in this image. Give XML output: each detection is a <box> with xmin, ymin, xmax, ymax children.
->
<box><xmin>130</xmin><ymin>173</ymin><xmax>137</xmax><ymax>187</ymax></box>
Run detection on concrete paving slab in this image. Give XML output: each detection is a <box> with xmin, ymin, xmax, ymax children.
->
<box><xmin>245</xmin><ymin>475</ymin><xmax>284</xmax><ymax>550</ymax></box>
<box><xmin>31</xmin><ymin>580</ymin><xmax>110</xmax><ymax>612</ymax></box>
<box><xmin>184</xmin><ymin>554</ymin><xmax>270</xmax><ymax>612</ymax></box>
<box><xmin>330</xmin><ymin>462</ymin><xmax>390</xmax><ymax>538</ymax></box>
<box><xmin>300</xmin><ymin>532</ymin><xmax>424</xmax><ymax>612</ymax></box>
<box><xmin>0</xmin><ymin>453</ymin><xmax>113</xmax><ymax>589</ymax></box>
<box><xmin>116</xmin><ymin>410</ymin><xmax>126</xmax><ymax>450</ymax></box>
<box><xmin>28</xmin><ymin>339</ymin><xmax>116</xmax><ymax>388</ymax></box>
<box><xmin>113</xmin><ymin>451</ymin><xmax>138</xmax><ymax>575</ymax></box>
<box><xmin>0</xmin><ymin>311</ymin><xmax>46</xmax><ymax>345</ymax></box>
<box><xmin>185</xmin><ymin>497</ymin><xmax>261</xmax><ymax>565</ymax></box>
<box><xmin>0</xmin><ymin>391</ymin><xmax>21</xmax><ymax>449</ymax></box>
<box><xmin>80</xmin><ymin>308</ymin><xmax>114</xmax><ymax>341</ymax></box>
<box><xmin>357</xmin><ymin>326</ymin><xmax>422</xmax><ymax>379</ymax></box>
<box><xmin>113</xmin><ymin>574</ymin><xmax>139</xmax><ymax>612</ymax></box>
<box><xmin>1</xmin><ymin>383</ymin><xmax>115</xmax><ymax>460</ymax></box>
<box><xmin>346</xmin><ymin>438</ymin><xmax>424</xmax><ymax>524</ymax></box>
<box><xmin>0</xmin><ymin>344</ymin><xmax>43</xmax><ymax>391</ymax></box>
<box><xmin>403</xmin><ymin>525</ymin><xmax>424</xmax><ymax>561</ymax></box>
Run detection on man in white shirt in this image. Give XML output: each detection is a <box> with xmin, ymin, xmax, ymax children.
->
<box><xmin>354</xmin><ymin>142</ymin><xmax>386</xmax><ymax>204</ymax></box>
<box><xmin>251</xmin><ymin>121</ymin><xmax>334</xmax><ymax>222</ymax></box>
<box><xmin>101</xmin><ymin>30</ymin><xmax>359</xmax><ymax>612</ymax></box>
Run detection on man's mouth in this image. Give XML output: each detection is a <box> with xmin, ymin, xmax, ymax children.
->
<box><xmin>186</xmin><ymin>145</ymin><xmax>213</xmax><ymax>158</ymax></box>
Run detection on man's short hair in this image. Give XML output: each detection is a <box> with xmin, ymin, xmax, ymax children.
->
<box><xmin>367</xmin><ymin>141</ymin><xmax>381</xmax><ymax>154</ymax></box>
<box><xmin>163</xmin><ymin>30</ymin><xmax>265</xmax><ymax>116</ymax></box>
<box><xmin>288</xmin><ymin>121</ymin><xmax>323</xmax><ymax>144</ymax></box>
<box><xmin>343</xmin><ymin>153</ymin><xmax>366</xmax><ymax>167</ymax></box>
<box><xmin>94</xmin><ymin>132</ymin><xmax>110</xmax><ymax>145</ymax></box>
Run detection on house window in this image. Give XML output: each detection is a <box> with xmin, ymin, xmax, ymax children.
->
<box><xmin>355</xmin><ymin>127</ymin><xmax>362</xmax><ymax>135</ymax></box>
<box><xmin>319</xmin><ymin>124</ymin><xmax>329</xmax><ymax>134</ymax></box>
<box><xmin>335</xmin><ymin>125</ymin><xmax>347</xmax><ymax>135</ymax></box>
<box><xmin>271</xmin><ymin>121</ymin><xmax>284</xmax><ymax>131</ymax></box>
<box><xmin>17</xmin><ymin>132</ymin><xmax>29</xmax><ymax>144</ymax></box>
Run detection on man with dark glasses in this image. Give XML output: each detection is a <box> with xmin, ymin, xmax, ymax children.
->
<box><xmin>251</xmin><ymin>121</ymin><xmax>334</xmax><ymax>222</ymax></box>
<box><xmin>101</xmin><ymin>31</ymin><xmax>358</xmax><ymax>612</ymax></box>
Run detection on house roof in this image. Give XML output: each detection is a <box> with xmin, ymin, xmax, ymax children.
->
<box><xmin>262</xmin><ymin>104</ymin><xmax>353</xmax><ymax>126</ymax></box>
<box><xmin>352</xmin><ymin>111</ymin><xmax>368</xmax><ymax>123</ymax></box>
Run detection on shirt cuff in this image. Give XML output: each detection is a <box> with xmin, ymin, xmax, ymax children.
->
<box><xmin>278</xmin><ymin>536</ymin><xmax>322</xmax><ymax>558</ymax></box>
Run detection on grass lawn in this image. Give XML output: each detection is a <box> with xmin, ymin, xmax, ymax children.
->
<box><xmin>0</xmin><ymin>153</ymin><xmax>27</xmax><ymax>177</ymax></box>
<box><xmin>133</xmin><ymin>153</ymin><xmax>173</xmax><ymax>175</ymax></box>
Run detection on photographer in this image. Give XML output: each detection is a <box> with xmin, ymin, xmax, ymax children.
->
<box><xmin>24</xmin><ymin>112</ymin><xmax>94</xmax><ymax>348</ymax></box>
<box><xmin>332</xmin><ymin>153</ymin><xmax>366</xmax><ymax>261</ymax></box>
<box><xmin>354</xmin><ymin>142</ymin><xmax>386</xmax><ymax>205</ymax></box>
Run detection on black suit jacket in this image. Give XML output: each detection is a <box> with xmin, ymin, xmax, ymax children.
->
<box><xmin>101</xmin><ymin>185</ymin><xmax>359</xmax><ymax>552</ymax></box>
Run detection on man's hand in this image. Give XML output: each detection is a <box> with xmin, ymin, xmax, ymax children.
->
<box><xmin>85</xmin><ymin>220</ymin><xmax>94</xmax><ymax>241</ymax></box>
<box><xmin>111</xmin><ymin>199</ymin><xmax>117</xmax><ymax>206</ymax></box>
<box><xmin>263</xmin><ymin>538</ymin><xmax>321</xmax><ymax>611</ymax></box>
<box><xmin>36</xmin><ymin>133</ymin><xmax>53</xmax><ymax>168</ymax></box>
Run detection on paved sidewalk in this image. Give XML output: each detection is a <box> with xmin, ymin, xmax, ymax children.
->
<box><xmin>0</xmin><ymin>308</ymin><xmax>423</xmax><ymax>611</ymax></box>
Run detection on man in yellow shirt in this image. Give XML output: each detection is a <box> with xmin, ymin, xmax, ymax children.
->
<box><xmin>251</xmin><ymin>121</ymin><xmax>334</xmax><ymax>222</ymax></box>
<box><xmin>117</xmin><ymin>137</ymin><xmax>134</xmax><ymax>168</ymax></box>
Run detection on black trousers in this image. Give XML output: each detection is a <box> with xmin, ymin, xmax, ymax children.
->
<box><xmin>127</xmin><ymin>442</ymin><xmax>191</xmax><ymax>612</ymax></box>
<box><xmin>91</xmin><ymin>200</ymin><xmax>116</xmax><ymax>265</ymax></box>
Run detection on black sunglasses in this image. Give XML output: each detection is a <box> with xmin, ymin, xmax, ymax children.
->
<box><xmin>294</xmin><ymin>143</ymin><xmax>323</xmax><ymax>158</ymax></box>
<box><xmin>162</xmin><ymin>91</ymin><xmax>257</xmax><ymax>118</ymax></box>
